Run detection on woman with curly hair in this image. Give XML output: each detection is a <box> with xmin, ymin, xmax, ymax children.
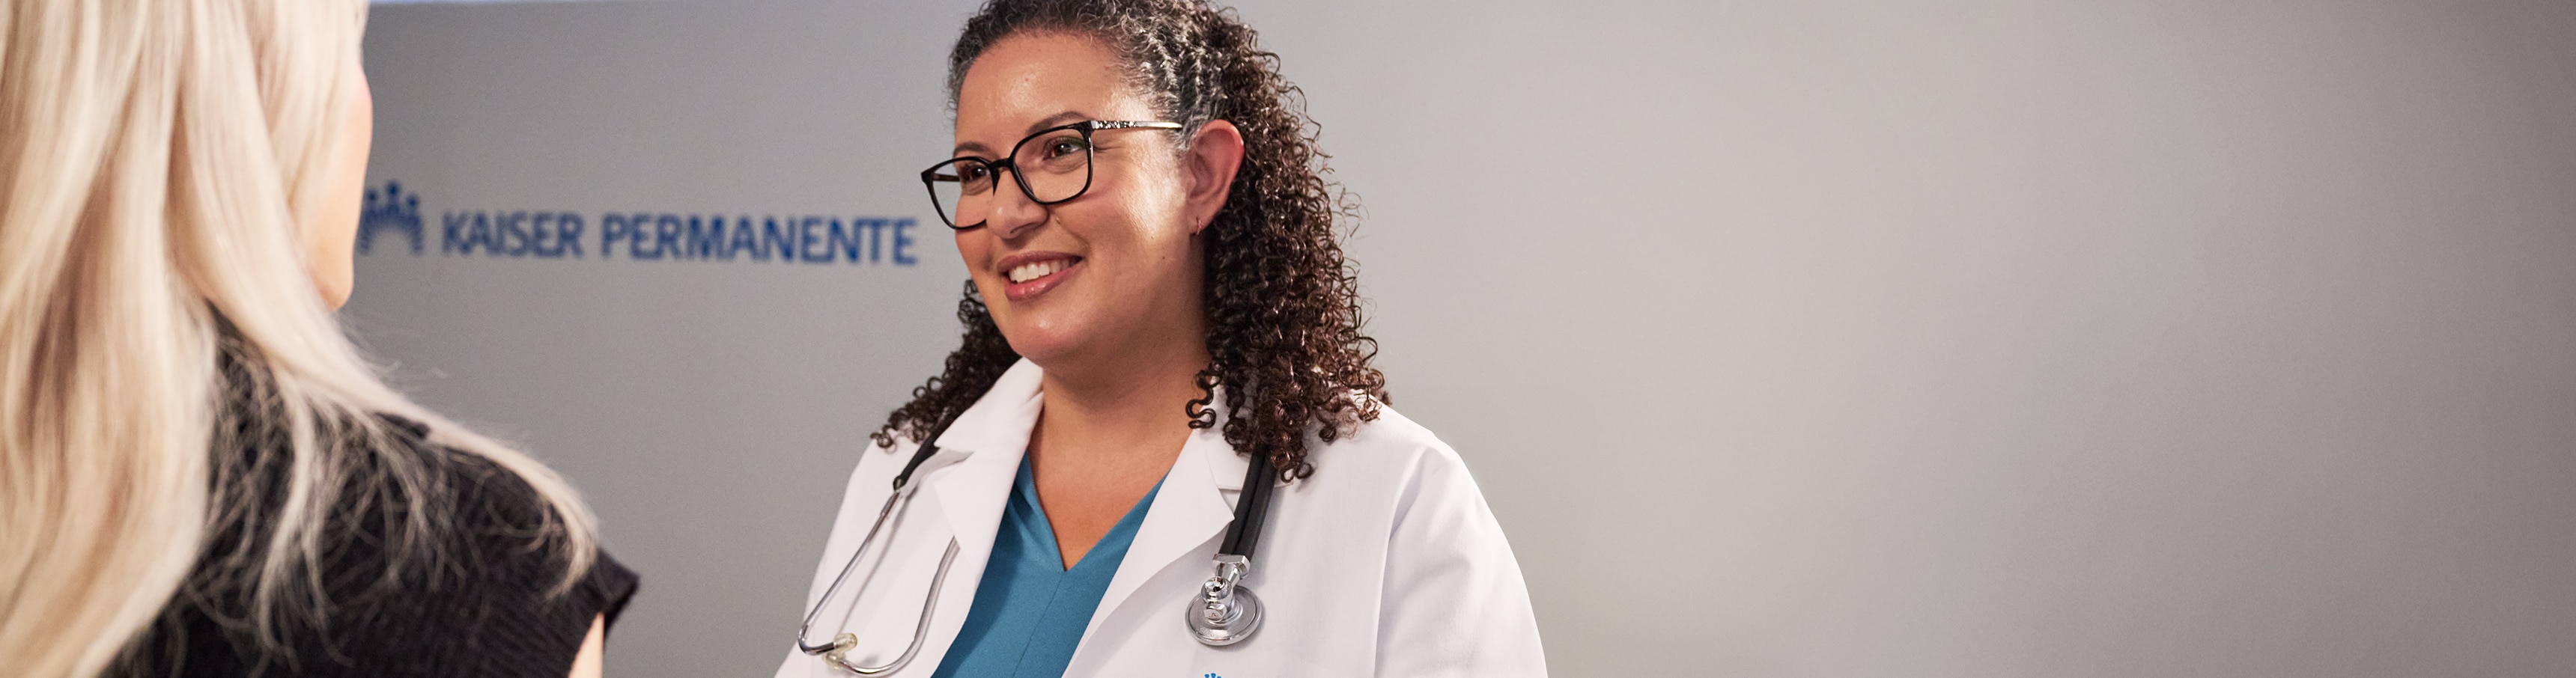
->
<box><xmin>780</xmin><ymin>1</ymin><xmax>1543</xmax><ymax>676</ymax></box>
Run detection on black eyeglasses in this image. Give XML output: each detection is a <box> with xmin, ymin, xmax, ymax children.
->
<box><xmin>920</xmin><ymin>120</ymin><xmax>1184</xmax><ymax>230</ymax></box>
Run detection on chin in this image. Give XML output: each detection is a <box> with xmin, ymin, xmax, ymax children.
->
<box><xmin>994</xmin><ymin>308</ymin><xmax>1111</xmax><ymax>368</ymax></box>
<box><xmin>996</xmin><ymin>324</ymin><xmax>1080</xmax><ymax>367</ymax></box>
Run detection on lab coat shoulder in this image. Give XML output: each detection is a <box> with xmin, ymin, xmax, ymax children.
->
<box><xmin>1304</xmin><ymin>405</ymin><xmax>1549</xmax><ymax>677</ymax></box>
<box><xmin>1307</xmin><ymin>404</ymin><xmax>1495</xmax><ymax>534</ymax></box>
<box><xmin>1300</xmin><ymin>403</ymin><xmax>1462</xmax><ymax>494</ymax></box>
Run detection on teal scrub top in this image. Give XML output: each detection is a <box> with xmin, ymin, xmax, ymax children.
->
<box><xmin>929</xmin><ymin>456</ymin><xmax>1161</xmax><ymax>678</ymax></box>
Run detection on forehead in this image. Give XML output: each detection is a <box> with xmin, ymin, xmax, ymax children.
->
<box><xmin>953</xmin><ymin>32</ymin><xmax>1154</xmax><ymax>150</ymax></box>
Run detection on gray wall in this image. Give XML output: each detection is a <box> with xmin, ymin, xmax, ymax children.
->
<box><xmin>356</xmin><ymin>1</ymin><xmax>2576</xmax><ymax>676</ymax></box>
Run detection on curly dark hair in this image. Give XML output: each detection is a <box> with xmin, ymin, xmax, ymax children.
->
<box><xmin>872</xmin><ymin>0</ymin><xmax>1384</xmax><ymax>481</ymax></box>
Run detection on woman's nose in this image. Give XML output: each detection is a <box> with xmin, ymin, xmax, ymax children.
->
<box><xmin>984</xmin><ymin>171</ymin><xmax>1047</xmax><ymax>239</ymax></box>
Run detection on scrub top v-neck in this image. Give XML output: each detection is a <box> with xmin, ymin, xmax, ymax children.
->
<box><xmin>930</xmin><ymin>455</ymin><xmax>1163</xmax><ymax>678</ymax></box>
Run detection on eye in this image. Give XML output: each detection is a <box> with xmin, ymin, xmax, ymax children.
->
<box><xmin>1043</xmin><ymin>135</ymin><xmax>1090</xmax><ymax>160</ymax></box>
<box><xmin>947</xmin><ymin>164</ymin><xmax>994</xmax><ymax>186</ymax></box>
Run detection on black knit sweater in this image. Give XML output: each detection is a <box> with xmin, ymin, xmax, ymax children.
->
<box><xmin>115</xmin><ymin>349</ymin><xmax>637</xmax><ymax>677</ymax></box>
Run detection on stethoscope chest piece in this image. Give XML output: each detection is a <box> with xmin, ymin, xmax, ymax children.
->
<box><xmin>1187</xmin><ymin>553</ymin><xmax>1263</xmax><ymax>646</ymax></box>
<box><xmin>1188</xmin><ymin>450</ymin><xmax>1278</xmax><ymax>647</ymax></box>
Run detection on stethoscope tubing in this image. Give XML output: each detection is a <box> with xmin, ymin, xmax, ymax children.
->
<box><xmin>796</xmin><ymin>489</ymin><xmax>905</xmax><ymax>653</ymax></box>
<box><xmin>795</xmin><ymin>424</ymin><xmax>1277</xmax><ymax>674</ymax></box>
<box><xmin>795</xmin><ymin>427</ymin><xmax>958</xmax><ymax>673</ymax></box>
<box><xmin>794</xmin><ymin>479</ymin><xmax>964</xmax><ymax>674</ymax></box>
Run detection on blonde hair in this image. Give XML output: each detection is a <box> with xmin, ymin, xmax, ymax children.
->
<box><xmin>0</xmin><ymin>2</ymin><xmax>598</xmax><ymax>676</ymax></box>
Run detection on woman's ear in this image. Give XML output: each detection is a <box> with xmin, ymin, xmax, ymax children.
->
<box><xmin>1183</xmin><ymin>120</ymin><xmax>1245</xmax><ymax>233</ymax></box>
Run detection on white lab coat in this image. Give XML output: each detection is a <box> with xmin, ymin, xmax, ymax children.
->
<box><xmin>776</xmin><ymin>359</ymin><xmax>1546</xmax><ymax>677</ymax></box>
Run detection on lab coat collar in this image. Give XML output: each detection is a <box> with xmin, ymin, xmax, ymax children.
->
<box><xmin>920</xmin><ymin>360</ymin><xmax>1045</xmax><ymax>567</ymax></box>
<box><xmin>926</xmin><ymin>358</ymin><xmax>1047</xmax><ymax>460</ymax></box>
<box><xmin>925</xmin><ymin>358</ymin><xmax>1245</xmax><ymax>491</ymax></box>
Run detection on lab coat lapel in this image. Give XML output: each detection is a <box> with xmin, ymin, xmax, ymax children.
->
<box><xmin>1078</xmin><ymin>422</ymin><xmax>1249</xmax><ymax>642</ymax></box>
<box><xmin>923</xmin><ymin>360</ymin><xmax>1046</xmax><ymax>566</ymax></box>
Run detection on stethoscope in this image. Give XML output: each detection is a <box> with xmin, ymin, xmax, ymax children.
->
<box><xmin>795</xmin><ymin>424</ymin><xmax>1276</xmax><ymax>674</ymax></box>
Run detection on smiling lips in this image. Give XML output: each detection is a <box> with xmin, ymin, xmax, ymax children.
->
<box><xmin>996</xmin><ymin>253</ymin><xmax>1082</xmax><ymax>301</ymax></box>
<box><xmin>1006</xmin><ymin>258</ymin><xmax>1070</xmax><ymax>284</ymax></box>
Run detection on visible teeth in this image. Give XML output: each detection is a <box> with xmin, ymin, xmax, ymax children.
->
<box><xmin>1007</xmin><ymin>260</ymin><xmax>1066</xmax><ymax>284</ymax></box>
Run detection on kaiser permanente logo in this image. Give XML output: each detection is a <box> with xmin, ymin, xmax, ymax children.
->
<box><xmin>358</xmin><ymin>181</ymin><xmax>920</xmax><ymax>266</ymax></box>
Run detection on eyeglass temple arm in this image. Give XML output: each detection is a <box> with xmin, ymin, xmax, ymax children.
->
<box><xmin>1089</xmin><ymin>120</ymin><xmax>1185</xmax><ymax>130</ymax></box>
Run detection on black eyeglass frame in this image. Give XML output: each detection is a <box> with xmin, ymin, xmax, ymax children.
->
<box><xmin>920</xmin><ymin>120</ymin><xmax>1186</xmax><ymax>230</ymax></box>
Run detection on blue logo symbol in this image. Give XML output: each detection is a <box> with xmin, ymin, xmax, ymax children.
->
<box><xmin>359</xmin><ymin>181</ymin><xmax>425</xmax><ymax>256</ymax></box>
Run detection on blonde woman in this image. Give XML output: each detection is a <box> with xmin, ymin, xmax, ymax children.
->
<box><xmin>0</xmin><ymin>1</ymin><xmax>636</xmax><ymax>677</ymax></box>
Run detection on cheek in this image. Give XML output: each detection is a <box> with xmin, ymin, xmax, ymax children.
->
<box><xmin>953</xmin><ymin>230</ymin><xmax>1006</xmax><ymax>301</ymax></box>
<box><xmin>1081</xmin><ymin>169</ymin><xmax>1194</xmax><ymax>255</ymax></box>
<box><xmin>953</xmin><ymin>233</ymin><xmax>984</xmax><ymax>282</ymax></box>
<box><xmin>1108</xmin><ymin>198</ymin><xmax>1196</xmax><ymax>264</ymax></box>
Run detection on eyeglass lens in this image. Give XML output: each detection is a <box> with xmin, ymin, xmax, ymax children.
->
<box><xmin>927</xmin><ymin>127</ymin><xmax>1093</xmax><ymax>228</ymax></box>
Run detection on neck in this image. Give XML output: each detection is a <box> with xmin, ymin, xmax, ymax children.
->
<box><xmin>1030</xmin><ymin>334</ymin><xmax>1209</xmax><ymax>471</ymax></box>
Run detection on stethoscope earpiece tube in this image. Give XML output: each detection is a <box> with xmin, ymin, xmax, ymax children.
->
<box><xmin>797</xmin><ymin>426</ymin><xmax>957</xmax><ymax>674</ymax></box>
<box><xmin>891</xmin><ymin>424</ymin><xmax>950</xmax><ymax>490</ymax></box>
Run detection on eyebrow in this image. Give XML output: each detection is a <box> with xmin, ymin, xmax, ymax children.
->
<box><xmin>952</xmin><ymin>110</ymin><xmax>1096</xmax><ymax>156</ymax></box>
